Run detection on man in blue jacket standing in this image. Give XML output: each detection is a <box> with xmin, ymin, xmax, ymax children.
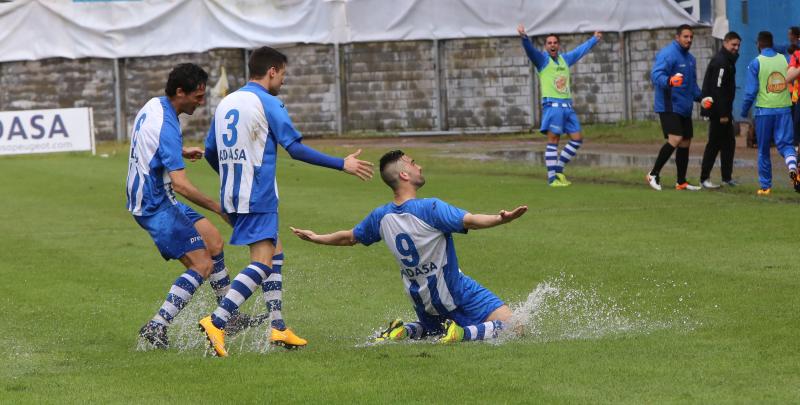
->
<box><xmin>740</xmin><ymin>31</ymin><xmax>800</xmax><ymax>195</ymax></box>
<box><xmin>646</xmin><ymin>25</ymin><xmax>710</xmax><ymax>191</ymax></box>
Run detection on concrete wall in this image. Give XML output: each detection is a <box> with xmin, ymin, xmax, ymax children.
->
<box><xmin>0</xmin><ymin>27</ymin><xmax>716</xmax><ymax>140</ymax></box>
<box><xmin>443</xmin><ymin>37</ymin><xmax>532</xmax><ymax>132</ymax></box>
<box><xmin>342</xmin><ymin>41</ymin><xmax>438</xmax><ymax>132</ymax></box>
<box><xmin>0</xmin><ymin>58</ymin><xmax>116</xmax><ymax>138</ymax></box>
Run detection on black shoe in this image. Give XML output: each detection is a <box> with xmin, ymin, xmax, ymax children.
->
<box><xmin>226</xmin><ymin>312</ymin><xmax>270</xmax><ymax>336</ymax></box>
<box><xmin>139</xmin><ymin>321</ymin><xmax>168</xmax><ymax>349</ymax></box>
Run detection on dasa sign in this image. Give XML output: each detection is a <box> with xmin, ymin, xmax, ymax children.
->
<box><xmin>0</xmin><ymin>107</ymin><xmax>94</xmax><ymax>156</ymax></box>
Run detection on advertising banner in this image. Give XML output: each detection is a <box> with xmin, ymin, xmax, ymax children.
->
<box><xmin>0</xmin><ymin>107</ymin><xmax>95</xmax><ymax>156</ymax></box>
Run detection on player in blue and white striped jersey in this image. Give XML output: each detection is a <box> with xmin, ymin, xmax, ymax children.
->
<box><xmin>199</xmin><ymin>46</ymin><xmax>374</xmax><ymax>357</ymax></box>
<box><xmin>291</xmin><ymin>150</ymin><xmax>528</xmax><ymax>343</ymax></box>
<box><xmin>126</xmin><ymin>64</ymin><xmax>244</xmax><ymax>349</ymax></box>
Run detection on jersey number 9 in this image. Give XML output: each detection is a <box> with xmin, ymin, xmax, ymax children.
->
<box><xmin>395</xmin><ymin>233</ymin><xmax>420</xmax><ymax>267</ymax></box>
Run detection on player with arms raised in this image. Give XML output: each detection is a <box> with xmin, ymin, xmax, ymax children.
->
<box><xmin>291</xmin><ymin>150</ymin><xmax>527</xmax><ymax>343</ymax></box>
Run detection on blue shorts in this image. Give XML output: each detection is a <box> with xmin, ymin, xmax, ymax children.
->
<box><xmin>540</xmin><ymin>102</ymin><xmax>581</xmax><ymax>135</ymax></box>
<box><xmin>228</xmin><ymin>212</ymin><xmax>278</xmax><ymax>246</ymax></box>
<box><xmin>134</xmin><ymin>202</ymin><xmax>205</xmax><ymax>261</ymax></box>
<box><xmin>414</xmin><ymin>274</ymin><xmax>504</xmax><ymax>335</ymax></box>
<box><xmin>178</xmin><ymin>202</ymin><xmax>205</xmax><ymax>224</ymax></box>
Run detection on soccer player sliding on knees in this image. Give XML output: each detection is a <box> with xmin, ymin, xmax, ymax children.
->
<box><xmin>291</xmin><ymin>150</ymin><xmax>527</xmax><ymax>343</ymax></box>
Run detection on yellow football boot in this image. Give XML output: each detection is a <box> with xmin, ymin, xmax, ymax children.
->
<box><xmin>437</xmin><ymin>320</ymin><xmax>464</xmax><ymax>344</ymax></box>
<box><xmin>198</xmin><ymin>316</ymin><xmax>228</xmax><ymax>357</ymax></box>
<box><xmin>555</xmin><ymin>173</ymin><xmax>572</xmax><ymax>186</ymax></box>
<box><xmin>373</xmin><ymin>319</ymin><xmax>407</xmax><ymax>343</ymax></box>
<box><xmin>271</xmin><ymin>327</ymin><xmax>307</xmax><ymax>349</ymax></box>
<box><xmin>757</xmin><ymin>188</ymin><xmax>771</xmax><ymax>196</ymax></box>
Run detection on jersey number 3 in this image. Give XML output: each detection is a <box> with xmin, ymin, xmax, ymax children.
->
<box><xmin>395</xmin><ymin>233</ymin><xmax>420</xmax><ymax>267</ymax></box>
<box><xmin>222</xmin><ymin>109</ymin><xmax>240</xmax><ymax>147</ymax></box>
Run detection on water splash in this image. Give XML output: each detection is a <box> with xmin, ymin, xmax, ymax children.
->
<box><xmin>136</xmin><ymin>288</ymin><xmax>275</xmax><ymax>355</ymax></box>
<box><xmin>499</xmin><ymin>273</ymin><xmax>699</xmax><ymax>343</ymax></box>
<box><xmin>358</xmin><ymin>273</ymin><xmax>700</xmax><ymax>346</ymax></box>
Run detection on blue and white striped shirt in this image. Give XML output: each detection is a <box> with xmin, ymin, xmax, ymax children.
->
<box><xmin>125</xmin><ymin>97</ymin><xmax>184</xmax><ymax>216</ymax></box>
<box><xmin>205</xmin><ymin>82</ymin><xmax>302</xmax><ymax>214</ymax></box>
<box><xmin>354</xmin><ymin>198</ymin><xmax>469</xmax><ymax>317</ymax></box>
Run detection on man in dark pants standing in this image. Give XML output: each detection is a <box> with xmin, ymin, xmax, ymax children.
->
<box><xmin>699</xmin><ymin>32</ymin><xmax>742</xmax><ymax>188</ymax></box>
<box><xmin>646</xmin><ymin>25</ymin><xmax>710</xmax><ymax>191</ymax></box>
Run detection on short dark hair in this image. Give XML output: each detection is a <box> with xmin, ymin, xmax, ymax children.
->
<box><xmin>790</xmin><ymin>26</ymin><xmax>800</xmax><ymax>37</ymax></box>
<box><xmin>676</xmin><ymin>24</ymin><xmax>693</xmax><ymax>36</ymax></box>
<box><xmin>165</xmin><ymin>63</ymin><xmax>208</xmax><ymax>97</ymax></box>
<box><xmin>757</xmin><ymin>31</ymin><xmax>774</xmax><ymax>49</ymax></box>
<box><xmin>249</xmin><ymin>46</ymin><xmax>288</xmax><ymax>79</ymax></box>
<box><xmin>723</xmin><ymin>31</ymin><xmax>741</xmax><ymax>42</ymax></box>
<box><xmin>379</xmin><ymin>150</ymin><xmax>405</xmax><ymax>189</ymax></box>
<box><xmin>545</xmin><ymin>33</ymin><xmax>559</xmax><ymax>42</ymax></box>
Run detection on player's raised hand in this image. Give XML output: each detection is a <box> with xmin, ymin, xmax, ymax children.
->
<box><xmin>343</xmin><ymin>149</ymin><xmax>374</xmax><ymax>180</ymax></box>
<box><xmin>290</xmin><ymin>226</ymin><xmax>317</xmax><ymax>242</ymax></box>
<box><xmin>517</xmin><ymin>24</ymin><xmax>527</xmax><ymax>37</ymax></box>
<box><xmin>594</xmin><ymin>31</ymin><xmax>603</xmax><ymax>40</ymax></box>
<box><xmin>499</xmin><ymin>205</ymin><xmax>528</xmax><ymax>223</ymax></box>
<box><xmin>182</xmin><ymin>146</ymin><xmax>204</xmax><ymax>161</ymax></box>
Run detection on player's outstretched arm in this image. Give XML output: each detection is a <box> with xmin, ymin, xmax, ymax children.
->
<box><xmin>285</xmin><ymin>143</ymin><xmax>374</xmax><ymax>180</ymax></box>
<box><xmin>463</xmin><ymin>205</ymin><xmax>528</xmax><ymax>230</ymax></box>
<box><xmin>290</xmin><ymin>227</ymin><xmax>358</xmax><ymax>246</ymax></box>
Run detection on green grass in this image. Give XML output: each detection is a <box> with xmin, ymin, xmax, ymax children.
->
<box><xmin>582</xmin><ymin>120</ymin><xmax>709</xmax><ymax>143</ymax></box>
<box><xmin>251</xmin><ymin>120</ymin><xmax>710</xmax><ymax>145</ymax></box>
<box><xmin>1</xmin><ymin>141</ymin><xmax>798</xmax><ymax>403</ymax></box>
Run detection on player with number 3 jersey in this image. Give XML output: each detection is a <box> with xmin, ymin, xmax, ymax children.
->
<box><xmin>199</xmin><ymin>46</ymin><xmax>374</xmax><ymax>357</ymax></box>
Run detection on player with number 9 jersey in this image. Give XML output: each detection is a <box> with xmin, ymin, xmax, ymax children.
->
<box><xmin>291</xmin><ymin>150</ymin><xmax>528</xmax><ymax>343</ymax></box>
<box><xmin>353</xmin><ymin>198</ymin><xmax>494</xmax><ymax>327</ymax></box>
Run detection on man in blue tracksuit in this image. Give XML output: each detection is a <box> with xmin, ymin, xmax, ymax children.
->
<box><xmin>646</xmin><ymin>25</ymin><xmax>709</xmax><ymax>191</ymax></box>
<box><xmin>740</xmin><ymin>31</ymin><xmax>800</xmax><ymax>195</ymax></box>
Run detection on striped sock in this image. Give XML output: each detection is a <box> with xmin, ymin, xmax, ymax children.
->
<box><xmin>211</xmin><ymin>262</ymin><xmax>269</xmax><ymax>330</ymax></box>
<box><xmin>545</xmin><ymin>143</ymin><xmax>559</xmax><ymax>183</ymax></box>
<box><xmin>152</xmin><ymin>269</ymin><xmax>203</xmax><ymax>325</ymax></box>
<box><xmin>463</xmin><ymin>320</ymin><xmax>504</xmax><ymax>341</ymax></box>
<box><xmin>558</xmin><ymin>139</ymin><xmax>583</xmax><ymax>171</ymax></box>
<box><xmin>262</xmin><ymin>253</ymin><xmax>285</xmax><ymax>330</ymax></box>
<box><xmin>209</xmin><ymin>253</ymin><xmax>231</xmax><ymax>305</ymax></box>
<box><xmin>785</xmin><ymin>155</ymin><xmax>798</xmax><ymax>172</ymax></box>
<box><xmin>404</xmin><ymin>322</ymin><xmax>424</xmax><ymax>339</ymax></box>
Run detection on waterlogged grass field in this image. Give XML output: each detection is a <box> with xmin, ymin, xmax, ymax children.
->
<box><xmin>1</xmin><ymin>138</ymin><xmax>799</xmax><ymax>403</ymax></box>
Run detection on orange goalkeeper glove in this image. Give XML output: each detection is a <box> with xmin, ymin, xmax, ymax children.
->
<box><xmin>669</xmin><ymin>73</ymin><xmax>684</xmax><ymax>87</ymax></box>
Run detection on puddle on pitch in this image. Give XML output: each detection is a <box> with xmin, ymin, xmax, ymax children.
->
<box><xmin>358</xmin><ymin>273</ymin><xmax>700</xmax><ymax>347</ymax></box>
<box><xmin>136</xmin><ymin>288</ymin><xmax>275</xmax><ymax>355</ymax></box>
<box><xmin>440</xmin><ymin>149</ymin><xmax>756</xmax><ymax>169</ymax></box>
<box><xmin>497</xmin><ymin>273</ymin><xmax>699</xmax><ymax>344</ymax></box>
